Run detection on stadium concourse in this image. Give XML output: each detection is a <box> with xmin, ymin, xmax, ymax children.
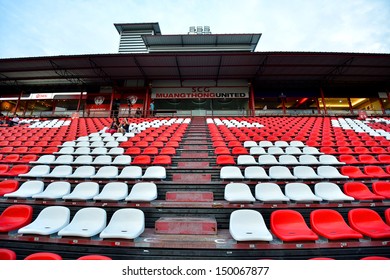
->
<box><xmin>0</xmin><ymin>115</ymin><xmax>389</xmax><ymax>260</ymax></box>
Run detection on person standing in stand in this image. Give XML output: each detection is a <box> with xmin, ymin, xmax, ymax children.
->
<box><xmin>149</xmin><ymin>100</ymin><xmax>155</xmax><ymax>116</ymax></box>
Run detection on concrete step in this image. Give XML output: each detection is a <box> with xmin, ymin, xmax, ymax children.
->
<box><xmin>165</xmin><ymin>191</ymin><xmax>214</xmax><ymax>202</ymax></box>
<box><xmin>155</xmin><ymin>217</ymin><xmax>217</xmax><ymax>235</ymax></box>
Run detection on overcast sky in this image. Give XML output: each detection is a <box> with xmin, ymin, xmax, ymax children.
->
<box><xmin>0</xmin><ymin>0</ymin><xmax>389</xmax><ymax>58</ymax></box>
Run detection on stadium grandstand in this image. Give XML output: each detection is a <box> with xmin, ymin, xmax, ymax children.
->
<box><xmin>0</xmin><ymin>22</ymin><xmax>389</xmax><ymax>260</ymax></box>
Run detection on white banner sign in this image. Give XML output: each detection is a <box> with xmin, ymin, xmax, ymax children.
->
<box><xmin>151</xmin><ymin>87</ymin><xmax>249</xmax><ymax>99</ymax></box>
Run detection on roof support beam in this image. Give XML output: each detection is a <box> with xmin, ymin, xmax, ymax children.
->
<box><xmin>0</xmin><ymin>73</ymin><xmax>21</xmax><ymax>90</ymax></box>
<box><xmin>89</xmin><ymin>57</ymin><xmax>113</xmax><ymax>85</ymax></box>
<box><xmin>133</xmin><ymin>57</ymin><xmax>146</xmax><ymax>80</ymax></box>
<box><xmin>49</xmin><ymin>60</ymin><xmax>86</xmax><ymax>86</ymax></box>
<box><xmin>175</xmin><ymin>56</ymin><xmax>183</xmax><ymax>87</ymax></box>
<box><xmin>322</xmin><ymin>57</ymin><xmax>354</xmax><ymax>85</ymax></box>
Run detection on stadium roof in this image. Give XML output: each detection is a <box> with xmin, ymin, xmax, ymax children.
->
<box><xmin>114</xmin><ymin>22</ymin><xmax>162</xmax><ymax>35</ymax></box>
<box><xmin>0</xmin><ymin>51</ymin><xmax>389</xmax><ymax>91</ymax></box>
<box><xmin>142</xmin><ymin>34</ymin><xmax>261</xmax><ymax>52</ymax></box>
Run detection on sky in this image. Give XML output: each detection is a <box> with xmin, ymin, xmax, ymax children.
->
<box><xmin>0</xmin><ymin>0</ymin><xmax>389</xmax><ymax>58</ymax></box>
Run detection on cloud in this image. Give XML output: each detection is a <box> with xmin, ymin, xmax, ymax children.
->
<box><xmin>0</xmin><ymin>0</ymin><xmax>389</xmax><ymax>58</ymax></box>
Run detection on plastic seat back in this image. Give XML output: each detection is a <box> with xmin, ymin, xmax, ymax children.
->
<box><xmin>0</xmin><ymin>205</ymin><xmax>33</xmax><ymax>232</ymax></box>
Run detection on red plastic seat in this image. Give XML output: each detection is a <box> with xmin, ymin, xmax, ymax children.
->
<box><xmin>385</xmin><ymin>208</ymin><xmax>390</xmax><ymax>225</ymax></box>
<box><xmin>160</xmin><ymin>147</ymin><xmax>176</xmax><ymax>155</ymax></box>
<box><xmin>1</xmin><ymin>154</ymin><xmax>20</xmax><ymax>163</ymax></box>
<box><xmin>124</xmin><ymin>147</ymin><xmax>141</xmax><ymax>155</ymax></box>
<box><xmin>270</xmin><ymin>210</ymin><xmax>318</xmax><ymax>242</ymax></box>
<box><xmin>214</xmin><ymin>147</ymin><xmax>230</xmax><ymax>155</ymax></box>
<box><xmin>337</xmin><ymin>147</ymin><xmax>353</xmax><ymax>154</ymax></box>
<box><xmin>0</xmin><ymin>248</ymin><xmax>17</xmax><ymax>260</ymax></box>
<box><xmin>17</xmin><ymin>154</ymin><xmax>38</xmax><ymax>163</ymax></box>
<box><xmin>24</xmin><ymin>252</ymin><xmax>62</xmax><ymax>260</ymax></box>
<box><xmin>26</xmin><ymin>147</ymin><xmax>43</xmax><ymax>154</ymax></box>
<box><xmin>378</xmin><ymin>154</ymin><xmax>390</xmax><ymax>164</ymax></box>
<box><xmin>340</xmin><ymin>166</ymin><xmax>370</xmax><ymax>178</ymax></box>
<box><xmin>166</xmin><ymin>141</ymin><xmax>179</xmax><ymax>148</ymax></box>
<box><xmin>231</xmin><ymin>147</ymin><xmax>249</xmax><ymax>155</ymax></box>
<box><xmin>338</xmin><ymin>155</ymin><xmax>359</xmax><ymax>164</ymax></box>
<box><xmin>310</xmin><ymin>209</ymin><xmax>363</xmax><ymax>240</ymax></box>
<box><xmin>372</xmin><ymin>182</ymin><xmax>390</xmax><ymax>199</ymax></box>
<box><xmin>152</xmin><ymin>155</ymin><xmax>171</xmax><ymax>165</ymax></box>
<box><xmin>358</xmin><ymin>155</ymin><xmax>379</xmax><ymax>164</ymax></box>
<box><xmin>216</xmin><ymin>155</ymin><xmax>235</xmax><ymax>165</ymax></box>
<box><xmin>227</xmin><ymin>141</ymin><xmax>242</xmax><ymax>148</ymax></box>
<box><xmin>363</xmin><ymin>166</ymin><xmax>390</xmax><ymax>178</ymax></box>
<box><xmin>0</xmin><ymin>165</ymin><xmax>30</xmax><ymax>177</ymax></box>
<box><xmin>119</xmin><ymin>141</ymin><xmax>133</xmax><ymax>148</ymax></box>
<box><xmin>10</xmin><ymin>140</ymin><xmax>22</xmax><ymax>147</ymax></box>
<box><xmin>309</xmin><ymin>257</ymin><xmax>335</xmax><ymax>260</ymax></box>
<box><xmin>77</xmin><ymin>254</ymin><xmax>112</xmax><ymax>260</ymax></box>
<box><xmin>343</xmin><ymin>182</ymin><xmax>385</xmax><ymax>200</ymax></box>
<box><xmin>371</xmin><ymin>147</ymin><xmax>388</xmax><ymax>154</ymax></box>
<box><xmin>132</xmin><ymin>155</ymin><xmax>151</xmax><ymax>165</ymax></box>
<box><xmin>360</xmin><ymin>256</ymin><xmax>390</xmax><ymax>260</ymax></box>
<box><xmin>143</xmin><ymin>147</ymin><xmax>159</xmax><ymax>155</ymax></box>
<box><xmin>0</xmin><ymin>205</ymin><xmax>33</xmax><ymax>232</ymax></box>
<box><xmin>348</xmin><ymin>208</ymin><xmax>390</xmax><ymax>239</ymax></box>
<box><xmin>212</xmin><ymin>141</ymin><xmax>226</xmax><ymax>148</ymax></box>
<box><xmin>354</xmin><ymin>147</ymin><xmax>370</xmax><ymax>154</ymax></box>
<box><xmin>13</xmin><ymin>147</ymin><xmax>28</xmax><ymax>153</ymax></box>
<box><xmin>135</xmin><ymin>141</ymin><xmax>149</xmax><ymax>148</ymax></box>
<box><xmin>0</xmin><ymin>147</ymin><xmax>13</xmax><ymax>153</ymax></box>
<box><xmin>42</xmin><ymin>147</ymin><xmax>58</xmax><ymax>154</ymax></box>
<box><xmin>150</xmin><ymin>141</ymin><xmax>164</xmax><ymax>148</ymax></box>
<box><xmin>320</xmin><ymin>147</ymin><xmax>337</xmax><ymax>154</ymax></box>
<box><xmin>0</xmin><ymin>164</ymin><xmax>10</xmax><ymax>175</ymax></box>
<box><xmin>0</xmin><ymin>180</ymin><xmax>19</xmax><ymax>196</ymax></box>
<box><xmin>23</xmin><ymin>141</ymin><xmax>35</xmax><ymax>147</ymax></box>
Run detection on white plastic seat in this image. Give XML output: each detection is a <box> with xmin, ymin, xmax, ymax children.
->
<box><xmin>278</xmin><ymin>155</ymin><xmax>299</xmax><ymax>165</ymax></box>
<box><xmin>269</xmin><ymin>166</ymin><xmax>297</xmax><ymax>180</ymax></box>
<box><xmin>99</xmin><ymin>209</ymin><xmax>145</xmax><ymax>240</ymax></box>
<box><xmin>112</xmin><ymin>155</ymin><xmax>131</xmax><ymax>165</ymax></box>
<box><xmin>317</xmin><ymin>166</ymin><xmax>349</xmax><ymax>179</ymax></box>
<box><xmin>18</xmin><ymin>206</ymin><xmax>70</xmax><ymax>235</ymax></box>
<box><xmin>62</xmin><ymin>182</ymin><xmax>100</xmax><ymax>200</ymax></box>
<box><xmin>93</xmin><ymin>182</ymin><xmax>128</xmax><ymax>201</ymax></box>
<box><xmin>92</xmin><ymin>155</ymin><xmax>112</xmax><ymax>165</ymax></box>
<box><xmin>42</xmin><ymin>165</ymin><xmax>73</xmax><ymax>178</ymax></box>
<box><xmin>293</xmin><ymin>166</ymin><xmax>323</xmax><ymax>179</ymax></box>
<box><xmin>73</xmin><ymin>155</ymin><xmax>93</xmax><ymax>165</ymax></box>
<box><xmin>285</xmin><ymin>147</ymin><xmax>303</xmax><ymax>155</ymax></box>
<box><xmin>19</xmin><ymin>165</ymin><xmax>50</xmax><ymax>177</ymax></box>
<box><xmin>255</xmin><ymin>183</ymin><xmax>290</xmax><ymax>202</ymax></box>
<box><xmin>90</xmin><ymin>141</ymin><xmax>105</xmax><ymax>148</ymax></box>
<box><xmin>267</xmin><ymin>147</ymin><xmax>285</xmax><ymax>155</ymax></box>
<box><xmin>249</xmin><ymin>147</ymin><xmax>267</xmax><ymax>155</ymax></box>
<box><xmin>116</xmin><ymin>166</ymin><xmax>143</xmax><ymax>179</ymax></box>
<box><xmin>32</xmin><ymin>181</ymin><xmax>71</xmax><ymax>199</ymax></box>
<box><xmin>243</xmin><ymin>141</ymin><xmax>258</xmax><ymax>148</ymax></box>
<box><xmin>67</xmin><ymin>166</ymin><xmax>96</xmax><ymax>179</ymax></box>
<box><xmin>52</xmin><ymin>155</ymin><xmax>74</xmax><ymax>165</ymax></box>
<box><xmin>314</xmin><ymin>182</ymin><xmax>355</xmax><ymax>201</ymax></box>
<box><xmin>125</xmin><ymin>182</ymin><xmax>157</xmax><ymax>201</ymax></box>
<box><xmin>237</xmin><ymin>155</ymin><xmax>258</xmax><ymax>165</ymax></box>
<box><xmin>102</xmin><ymin>136</ymin><xmax>115</xmax><ymax>142</ymax></box>
<box><xmin>298</xmin><ymin>154</ymin><xmax>320</xmax><ymax>165</ymax></box>
<box><xmin>274</xmin><ymin>141</ymin><xmax>289</xmax><ymax>147</ymax></box>
<box><xmin>302</xmin><ymin>147</ymin><xmax>323</xmax><ymax>155</ymax></box>
<box><xmin>60</xmin><ymin>141</ymin><xmax>76</xmax><ymax>147</ymax></box>
<box><xmin>90</xmin><ymin>147</ymin><xmax>107</xmax><ymax>155</ymax></box>
<box><xmin>4</xmin><ymin>180</ymin><xmax>45</xmax><ymax>198</ymax></box>
<box><xmin>107</xmin><ymin>147</ymin><xmax>124</xmax><ymax>155</ymax></box>
<box><xmin>220</xmin><ymin>166</ymin><xmax>244</xmax><ymax>179</ymax></box>
<box><xmin>244</xmin><ymin>166</ymin><xmax>270</xmax><ymax>179</ymax></box>
<box><xmin>31</xmin><ymin>155</ymin><xmax>55</xmax><ymax>164</ymax></box>
<box><xmin>289</xmin><ymin>141</ymin><xmax>305</xmax><ymax>147</ymax></box>
<box><xmin>54</xmin><ymin>147</ymin><xmax>74</xmax><ymax>155</ymax></box>
<box><xmin>76</xmin><ymin>136</ymin><xmax>89</xmax><ymax>142</ymax></box>
<box><xmin>75</xmin><ymin>141</ymin><xmax>90</xmax><ymax>147</ymax></box>
<box><xmin>224</xmin><ymin>182</ymin><xmax>255</xmax><ymax>203</ymax></box>
<box><xmin>90</xmin><ymin>166</ymin><xmax>118</xmax><ymax>179</ymax></box>
<box><xmin>116</xmin><ymin>136</ymin><xmax>128</xmax><ymax>142</ymax></box>
<box><xmin>73</xmin><ymin>147</ymin><xmax>91</xmax><ymax>155</ymax></box>
<box><xmin>142</xmin><ymin>166</ymin><xmax>166</xmax><ymax>179</ymax></box>
<box><xmin>58</xmin><ymin>207</ymin><xmax>107</xmax><ymax>238</ymax></box>
<box><xmin>258</xmin><ymin>155</ymin><xmax>279</xmax><ymax>165</ymax></box>
<box><xmin>285</xmin><ymin>183</ymin><xmax>323</xmax><ymax>202</ymax></box>
<box><xmin>229</xmin><ymin>209</ymin><xmax>273</xmax><ymax>241</ymax></box>
<box><xmin>105</xmin><ymin>141</ymin><xmax>119</xmax><ymax>148</ymax></box>
<box><xmin>319</xmin><ymin>155</ymin><xmax>346</xmax><ymax>165</ymax></box>
<box><xmin>259</xmin><ymin>141</ymin><xmax>273</xmax><ymax>147</ymax></box>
